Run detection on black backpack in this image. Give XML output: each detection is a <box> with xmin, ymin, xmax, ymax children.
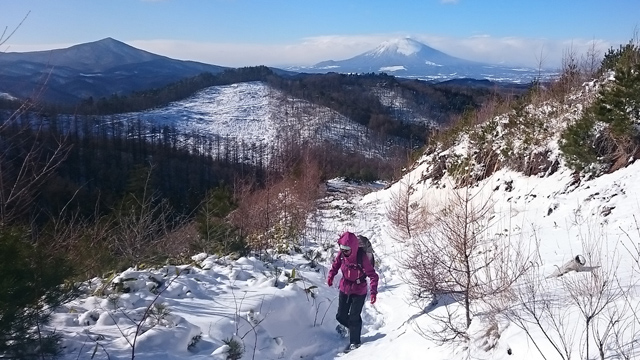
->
<box><xmin>357</xmin><ymin>235</ymin><xmax>375</xmax><ymax>268</ymax></box>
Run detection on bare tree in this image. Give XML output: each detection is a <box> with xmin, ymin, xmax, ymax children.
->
<box><xmin>0</xmin><ymin>121</ymin><xmax>70</xmax><ymax>225</ymax></box>
<box><xmin>231</xmin><ymin>146</ymin><xmax>322</xmax><ymax>256</ymax></box>
<box><xmin>109</xmin><ymin>166</ymin><xmax>181</xmax><ymax>268</ymax></box>
<box><xmin>581</xmin><ymin>39</ymin><xmax>602</xmax><ymax>81</ymax></box>
<box><xmin>611</xmin><ymin>215</ymin><xmax>640</xmax><ymax>360</ymax></box>
<box><xmin>560</xmin><ymin>224</ymin><xmax>623</xmax><ymax>360</ymax></box>
<box><xmin>500</xmin><ymin>225</ymin><xmax>580</xmax><ymax>360</ymax></box>
<box><xmin>386</xmin><ymin>174</ymin><xmax>425</xmax><ymax>239</ymax></box>
<box><xmin>506</xmin><ymin>216</ymin><xmax>634</xmax><ymax>360</ymax></box>
<box><xmin>504</xmin><ymin>263</ymin><xmax>577</xmax><ymax>360</ymax></box>
<box><xmin>553</xmin><ymin>44</ymin><xmax>582</xmax><ymax>100</ymax></box>
<box><xmin>401</xmin><ymin>182</ymin><xmax>532</xmax><ymax>344</ymax></box>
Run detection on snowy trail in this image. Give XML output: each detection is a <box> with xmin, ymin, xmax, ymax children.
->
<box><xmin>310</xmin><ymin>180</ymin><xmax>447</xmax><ymax>360</ymax></box>
<box><xmin>312</xmin><ymin>161</ymin><xmax>640</xmax><ymax>359</ymax></box>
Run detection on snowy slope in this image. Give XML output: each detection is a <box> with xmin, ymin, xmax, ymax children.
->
<box><xmin>114</xmin><ymin>81</ymin><xmax>405</xmax><ymax>161</ymax></box>
<box><xmin>49</xmin><ymin>180</ymin><xmax>391</xmax><ymax>360</ymax></box>
<box><xmin>345</xmin><ymin>162</ymin><xmax>640</xmax><ymax>360</ymax></box>
<box><xmin>48</xmin><ymin>159</ymin><xmax>640</xmax><ymax>360</ymax></box>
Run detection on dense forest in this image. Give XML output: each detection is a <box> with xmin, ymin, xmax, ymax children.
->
<box><xmin>0</xmin><ymin>110</ymin><xmax>404</xmax><ymax>224</ymax></box>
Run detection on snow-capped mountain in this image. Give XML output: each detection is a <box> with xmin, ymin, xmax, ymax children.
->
<box><xmin>296</xmin><ymin>37</ymin><xmax>553</xmax><ymax>83</ymax></box>
<box><xmin>317</xmin><ymin>37</ymin><xmax>475</xmax><ymax>71</ymax></box>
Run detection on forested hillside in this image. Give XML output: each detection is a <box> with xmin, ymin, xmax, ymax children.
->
<box><xmin>1</xmin><ymin>66</ymin><xmax>518</xmax><ymax>147</ymax></box>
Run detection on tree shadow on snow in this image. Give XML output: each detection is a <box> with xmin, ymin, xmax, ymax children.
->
<box><xmin>361</xmin><ymin>333</ymin><xmax>386</xmax><ymax>343</ymax></box>
<box><xmin>404</xmin><ymin>293</ymin><xmax>461</xmax><ymax>323</ymax></box>
<box><xmin>378</xmin><ymin>283</ymin><xmax>401</xmax><ymax>292</ymax></box>
<box><xmin>424</xmin><ymin>293</ymin><xmax>460</xmax><ymax>314</ymax></box>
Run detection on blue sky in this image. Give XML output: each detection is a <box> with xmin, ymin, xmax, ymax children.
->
<box><xmin>1</xmin><ymin>0</ymin><xmax>638</xmax><ymax>68</ymax></box>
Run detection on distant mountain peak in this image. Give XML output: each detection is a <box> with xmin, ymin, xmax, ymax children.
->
<box><xmin>68</xmin><ymin>37</ymin><xmax>148</xmax><ymax>55</ymax></box>
<box><xmin>309</xmin><ymin>37</ymin><xmax>476</xmax><ymax>75</ymax></box>
<box><xmin>90</xmin><ymin>37</ymin><xmax>128</xmax><ymax>47</ymax></box>
<box><xmin>369</xmin><ymin>37</ymin><xmax>424</xmax><ymax>57</ymax></box>
<box><xmin>297</xmin><ymin>37</ymin><xmax>551</xmax><ymax>83</ymax></box>
<box><xmin>0</xmin><ymin>38</ymin><xmax>227</xmax><ymax>104</ymax></box>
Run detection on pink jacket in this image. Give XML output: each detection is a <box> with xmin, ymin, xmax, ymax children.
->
<box><xmin>327</xmin><ymin>232</ymin><xmax>379</xmax><ymax>296</ymax></box>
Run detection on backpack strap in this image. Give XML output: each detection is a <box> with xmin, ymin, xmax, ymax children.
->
<box><xmin>356</xmin><ymin>248</ymin><xmax>367</xmax><ymax>283</ymax></box>
<box><xmin>356</xmin><ymin>247</ymin><xmax>364</xmax><ymax>270</ymax></box>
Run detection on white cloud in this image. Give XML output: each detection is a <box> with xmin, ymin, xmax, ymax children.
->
<box><xmin>131</xmin><ymin>34</ymin><xmax>615</xmax><ymax>70</ymax></box>
<box><xmin>129</xmin><ymin>35</ymin><xmax>391</xmax><ymax>68</ymax></box>
<box><xmin>4</xmin><ymin>42</ymin><xmax>75</xmax><ymax>53</ymax></box>
<box><xmin>429</xmin><ymin>35</ymin><xmax>613</xmax><ymax>69</ymax></box>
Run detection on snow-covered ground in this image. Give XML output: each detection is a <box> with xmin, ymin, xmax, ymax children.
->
<box><xmin>48</xmin><ymin>152</ymin><xmax>640</xmax><ymax>359</ymax></box>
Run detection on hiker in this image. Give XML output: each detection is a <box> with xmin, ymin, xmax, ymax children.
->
<box><xmin>327</xmin><ymin>231</ymin><xmax>379</xmax><ymax>352</ymax></box>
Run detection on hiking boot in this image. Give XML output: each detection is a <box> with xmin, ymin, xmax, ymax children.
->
<box><xmin>335</xmin><ymin>324</ymin><xmax>348</xmax><ymax>337</ymax></box>
<box><xmin>344</xmin><ymin>343</ymin><xmax>360</xmax><ymax>352</ymax></box>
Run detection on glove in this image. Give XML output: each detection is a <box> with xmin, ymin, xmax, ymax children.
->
<box><xmin>327</xmin><ymin>278</ymin><xmax>333</xmax><ymax>287</ymax></box>
<box><xmin>370</xmin><ymin>293</ymin><xmax>377</xmax><ymax>304</ymax></box>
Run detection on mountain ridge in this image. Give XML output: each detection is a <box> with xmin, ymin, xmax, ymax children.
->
<box><xmin>0</xmin><ymin>38</ymin><xmax>166</xmax><ymax>72</ymax></box>
<box><xmin>0</xmin><ymin>37</ymin><xmax>228</xmax><ymax>104</ymax></box>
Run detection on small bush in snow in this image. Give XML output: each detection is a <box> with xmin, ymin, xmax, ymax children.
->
<box><xmin>222</xmin><ymin>336</ymin><xmax>244</xmax><ymax>360</ymax></box>
<box><xmin>284</xmin><ymin>268</ymin><xmax>302</xmax><ymax>284</ymax></box>
<box><xmin>188</xmin><ymin>333</ymin><xmax>202</xmax><ymax>352</ymax></box>
<box><xmin>303</xmin><ymin>249</ymin><xmax>324</xmax><ymax>268</ymax></box>
<box><xmin>149</xmin><ymin>303</ymin><xmax>172</xmax><ymax>326</ymax></box>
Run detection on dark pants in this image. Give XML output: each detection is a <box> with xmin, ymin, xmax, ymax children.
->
<box><xmin>336</xmin><ymin>291</ymin><xmax>366</xmax><ymax>345</ymax></box>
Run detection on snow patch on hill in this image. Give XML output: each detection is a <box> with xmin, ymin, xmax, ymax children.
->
<box><xmin>0</xmin><ymin>92</ymin><xmax>16</xmax><ymax>100</ymax></box>
<box><xmin>114</xmin><ymin>81</ymin><xmax>405</xmax><ymax>162</ymax></box>
<box><xmin>379</xmin><ymin>65</ymin><xmax>406</xmax><ymax>72</ymax></box>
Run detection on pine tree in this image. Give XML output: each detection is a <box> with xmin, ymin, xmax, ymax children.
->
<box><xmin>0</xmin><ymin>227</ymin><xmax>77</xmax><ymax>359</ymax></box>
<box><xmin>194</xmin><ymin>187</ymin><xmax>247</xmax><ymax>255</ymax></box>
<box><xmin>593</xmin><ymin>51</ymin><xmax>640</xmax><ymax>139</ymax></box>
<box><xmin>561</xmin><ymin>39</ymin><xmax>640</xmax><ymax>172</ymax></box>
